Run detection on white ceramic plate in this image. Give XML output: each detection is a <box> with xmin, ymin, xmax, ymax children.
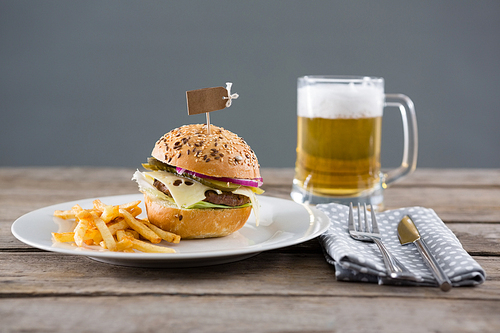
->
<box><xmin>11</xmin><ymin>194</ymin><xmax>329</xmax><ymax>267</ymax></box>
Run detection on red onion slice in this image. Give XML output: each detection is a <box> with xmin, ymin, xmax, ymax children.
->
<box><xmin>176</xmin><ymin>167</ymin><xmax>263</xmax><ymax>188</ymax></box>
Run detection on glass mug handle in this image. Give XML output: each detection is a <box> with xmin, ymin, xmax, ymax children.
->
<box><xmin>383</xmin><ymin>94</ymin><xmax>418</xmax><ymax>187</ymax></box>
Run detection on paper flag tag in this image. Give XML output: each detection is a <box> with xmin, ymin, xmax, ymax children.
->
<box><xmin>186</xmin><ymin>87</ymin><xmax>228</xmax><ymax>115</ymax></box>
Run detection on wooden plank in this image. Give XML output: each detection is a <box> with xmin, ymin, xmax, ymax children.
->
<box><xmin>1</xmin><ymin>167</ymin><xmax>499</xmax><ymax>332</ymax></box>
<box><xmin>2</xmin><ymin>168</ymin><xmax>500</xmax><ymax>191</ymax></box>
<box><xmin>1</xmin><ymin>295</ymin><xmax>499</xmax><ymax>333</ymax></box>
<box><xmin>261</xmin><ymin>185</ymin><xmax>500</xmax><ymax>222</ymax></box>
<box><xmin>0</xmin><ymin>168</ymin><xmax>138</xmax><ymax>221</ymax></box>
<box><xmin>0</xmin><ymin>252</ymin><xmax>497</xmax><ymax>300</ymax></box>
<box><xmin>395</xmin><ymin>168</ymin><xmax>500</xmax><ymax>187</ymax></box>
<box><xmin>448</xmin><ymin>223</ymin><xmax>500</xmax><ymax>255</ymax></box>
<box><xmin>260</xmin><ymin>168</ymin><xmax>294</xmax><ymax>185</ymax></box>
<box><xmin>259</xmin><ymin>169</ymin><xmax>500</xmax><ymax>222</ymax></box>
<box><xmin>0</xmin><ymin>167</ymin><xmax>136</xmax><ymax>183</ymax></box>
<box><xmin>260</xmin><ymin>168</ymin><xmax>500</xmax><ymax>187</ymax></box>
<box><xmin>3</xmin><ymin>168</ymin><xmax>500</xmax><ymax>214</ymax></box>
<box><xmin>384</xmin><ymin>187</ymin><xmax>500</xmax><ymax>222</ymax></box>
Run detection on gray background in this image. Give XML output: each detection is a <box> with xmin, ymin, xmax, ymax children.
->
<box><xmin>1</xmin><ymin>1</ymin><xmax>499</xmax><ymax>170</ymax></box>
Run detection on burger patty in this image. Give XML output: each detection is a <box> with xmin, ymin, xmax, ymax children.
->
<box><xmin>153</xmin><ymin>179</ymin><xmax>250</xmax><ymax>207</ymax></box>
<box><xmin>203</xmin><ymin>190</ymin><xmax>250</xmax><ymax>207</ymax></box>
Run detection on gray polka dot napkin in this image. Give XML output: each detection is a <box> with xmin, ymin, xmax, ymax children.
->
<box><xmin>317</xmin><ymin>203</ymin><xmax>486</xmax><ymax>286</ymax></box>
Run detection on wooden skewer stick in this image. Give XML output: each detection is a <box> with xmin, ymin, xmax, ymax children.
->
<box><xmin>206</xmin><ymin>112</ymin><xmax>210</xmax><ymax>135</ymax></box>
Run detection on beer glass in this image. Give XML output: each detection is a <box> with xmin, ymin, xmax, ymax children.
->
<box><xmin>290</xmin><ymin>76</ymin><xmax>417</xmax><ymax>210</ymax></box>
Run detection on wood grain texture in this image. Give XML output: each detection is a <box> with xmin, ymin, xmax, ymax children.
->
<box><xmin>2</xmin><ymin>296</ymin><xmax>499</xmax><ymax>333</ymax></box>
<box><xmin>260</xmin><ymin>168</ymin><xmax>500</xmax><ymax>187</ymax></box>
<box><xmin>0</xmin><ymin>252</ymin><xmax>498</xmax><ymax>299</ymax></box>
<box><xmin>1</xmin><ymin>167</ymin><xmax>500</xmax><ymax>332</ymax></box>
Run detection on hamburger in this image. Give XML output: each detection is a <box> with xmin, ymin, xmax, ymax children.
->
<box><xmin>132</xmin><ymin>124</ymin><xmax>263</xmax><ymax>239</ymax></box>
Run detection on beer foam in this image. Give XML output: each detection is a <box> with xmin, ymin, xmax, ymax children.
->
<box><xmin>298</xmin><ymin>80</ymin><xmax>384</xmax><ymax>119</ymax></box>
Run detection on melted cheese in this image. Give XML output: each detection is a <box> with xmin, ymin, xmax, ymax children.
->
<box><xmin>233</xmin><ymin>186</ymin><xmax>260</xmax><ymax>226</ymax></box>
<box><xmin>145</xmin><ymin>171</ymin><xmax>214</xmax><ymax>209</ymax></box>
<box><xmin>132</xmin><ymin>170</ymin><xmax>175</xmax><ymax>204</ymax></box>
<box><xmin>133</xmin><ymin>170</ymin><xmax>261</xmax><ymax>225</ymax></box>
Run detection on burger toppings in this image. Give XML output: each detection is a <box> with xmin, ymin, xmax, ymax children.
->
<box><xmin>176</xmin><ymin>167</ymin><xmax>263</xmax><ymax>188</ymax></box>
<box><xmin>133</xmin><ymin>170</ymin><xmax>213</xmax><ymax>209</ymax></box>
<box><xmin>152</xmin><ymin>178</ymin><xmax>251</xmax><ymax>207</ymax></box>
<box><xmin>203</xmin><ymin>190</ymin><xmax>250</xmax><ymax>207</ymax></box>
<box><xmin>143</xmin><ymin>157</ymin><xmax>238</xmax><ymax>191</ymax></box>
<box><xmin>133</xmin><ymin>124</ymin><xmax>263</xmax><ymax>226</ymax></box>
<box><xmin>133</xmin><ymin>166</ymin><xmax>259</xmax><ymax>210</ymax></box>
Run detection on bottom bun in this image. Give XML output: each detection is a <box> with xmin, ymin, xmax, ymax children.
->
<box><xmin>144</xmin><ymin>195</ymin><xmax>252</xmax><ymax>239</ymax></box>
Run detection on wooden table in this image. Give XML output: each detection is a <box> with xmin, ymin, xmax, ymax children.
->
<box><xmin>1</xmin><ymin>167</ymin><xmax>499</xmax><ymax>332</ymax></box>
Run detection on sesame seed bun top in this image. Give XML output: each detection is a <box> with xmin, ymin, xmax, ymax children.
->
<box><xmin>151</xmin><ymin>124</ymin><xmax>261</xmax><ymax>179</ymax></box>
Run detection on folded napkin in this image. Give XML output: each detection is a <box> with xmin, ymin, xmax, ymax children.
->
<box><xmin>317</xmin><ymin>203</ymin><xmax>486</xmax><ymax>286</ymax></box>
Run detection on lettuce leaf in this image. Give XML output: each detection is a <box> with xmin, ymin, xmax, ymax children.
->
<box><xmin>186</xmin><ymin>201</ymin><xmax>252</xmax><ymax>210</ymax></box>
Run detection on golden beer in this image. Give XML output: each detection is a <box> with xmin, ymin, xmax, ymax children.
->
<box><xmin>292</xmin><ymin>75</ymin><xmax>417</xmax><ymax>208</ymax></box>
<box><xmin>295</xmin><ymin>115</ymin><xmax>382</xmax><ymax>197</ymax></box>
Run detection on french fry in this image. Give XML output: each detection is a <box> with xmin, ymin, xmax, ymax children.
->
<box><xmin>107</xmin><ymin>219</ymin><xmax>129</xmax><ymax>235</ymax></box>
<box><xmin>92</xmin><ymin>230</ymin><xmax>103</xmax><ymax>245</ymax></box>
<box><xmin>76</xmin><ymin>210</ymin><xmax>94</xmax><ymax>224</ymax></box>
<box><xmin>128</xmin><ymin>206</ymin><xmax>142</xmax><ymax>217</ymax></box>
<box><xmin>75</xmin><ymin>205</ymin><xmax>102</xmax><ymax>219</ymax></box>
<box><xmin>92</xmin><ymin>212</ymin><xmax>117</xmax><ymax>251</ymax></box>
<box><xmin>52</xmin><ymin>232</ymin><xmax>75</xmax><ymax>243</ymax></box>
<box><xmin>124</xmin><ymin>236</ymin><xmax>176</xmax><ymax>253</ymax></box>
<box><xmin>116</xmin><ymin>242</ymin><xmax>134</xmax><ymax>252</ymax></box>
<box><xmin>116</xmin><ymin>229</ymin><xmax>127</xmax><ymax>241</ymax></box>
<box><xmin>115</xmin><ymin>230</ymin><xmax>136</xmax><ymax>253</ymax></box>
<box><xmin>52</xmin><ymin>199</ymin><xmax>181</xmax><ymax>253</ymax></box>
<box><xmin>100</xmin><ymin>205</ymin><xmax>120</xmax><ymax>223</ymax></box>
<box><xmin>82</xmin><ymin>228</ymin><xmax>100</xmax><ymax>245</ymax></box>
<box><xmin>119</xmin><ymin>209</ymin><xmax>161</xmax><ymax>244</ymax></box>
<box><xmin>92</xmin><ymin>199</ymin><xmax>105</xmax><ymax>209</ymax></box>
<box><xmin>71</xmin><ymin>204</ymin><xmax>85</xmax><ymax>218</ymax></box>
<box><xmin>119</xmin><ymin>200</ymin><xmax>141</xmax><ymax>211</ymax></box>
<box><xmin>125</xmin><ymin>229</ymin><xmax>140</xmax><ymax>239</ymax></box>
<box><xmin>73</xmin><ymin>219</ymin><xmax>90</xmax><ymax>247</ymax></box>
<box><xmin>84</xmin><ymin>228</ymin><xmax>99</xmax><ymax>240</ymax></box>
<box><xmin>95</xmin><ymin>199</ymin><xmax>141</xmax><ymax>216</ymax></box>
<box><xmin>141</xmin><ymin>219</ymin><xmax>181</xmax><ymax>244</ymax></box>
<box><xmin>53</xmin><ymin>210</ymin><xmax>76</xmax><ymax>220</ymax></box>
<box><xmin>115</xmin><ymin>233</ymin><xmax>134</xmax><ymax>251</ymax></box>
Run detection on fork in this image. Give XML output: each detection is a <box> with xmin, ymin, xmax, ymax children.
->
<box><xmin>348</xmin><ymin>203</ymin><xmax>423</xmax><ymax>282</ymax></box>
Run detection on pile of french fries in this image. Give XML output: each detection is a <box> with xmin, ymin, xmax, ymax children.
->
<box><xmin>52</xmin><ymin>199</ymin><xmax>180</xmax><ymax>253</ymax></box>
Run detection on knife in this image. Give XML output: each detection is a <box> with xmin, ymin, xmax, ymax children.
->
<box><xmin>397</xmin><ymin>215</ymin><xmax>452</xmax><ymax>291</ymax></box>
